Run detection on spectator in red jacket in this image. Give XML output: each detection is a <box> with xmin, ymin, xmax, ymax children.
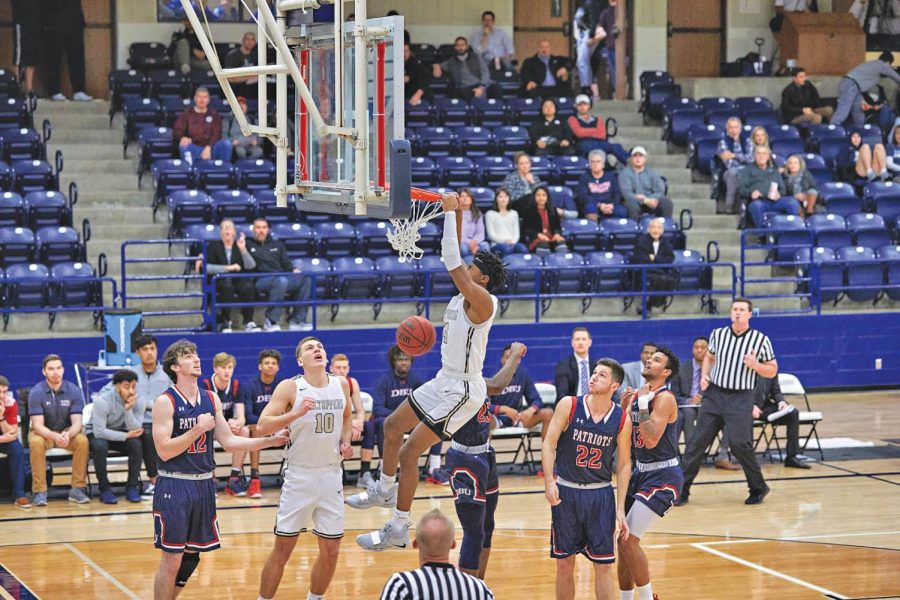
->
<box><xmin>567</xmin><ymin>94</ymin><xmax>630</xmax><ymax>164</ymax></box>
<box><xmin>173</xmin><ymin>86</ymin><xmax>233</xmax><ymax>163</ymax></box>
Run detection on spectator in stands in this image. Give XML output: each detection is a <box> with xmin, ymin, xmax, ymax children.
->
<box><xmin>28</xmin><ymin>355</ymin><xmax>90</xmax><ymax>506</ymax></box>
<box><xmin>485</xmin><ymin>188</ymin><xmax>528</xmax><ymax>256</ymax></box>
<box><xmin>780</xmin><ymin>67</ymin><xmax>834</xmax><ymax>125</ymax></box>
<box><xmin>404</xmin><ymin>43</ymin><xmax>430</xmax><ymax>106</ymax></box>
<box><xmin>861</xmin><ymin>85</ymin><xmax>896</xmax><ymax>132</ymax></box>
<box><xmin>575</xmin><ymin>149</ymin><xmax>627</xmax><ymax>221</ymax></box>
<box><xmin>596</xmin><ymin>0</ymin><xmax>619</xmax><ymax>99</ymax></box>
<box><xmin>753</xmin><ymin>376</ymin><xmax>811</xmax><ymax>469</ymax></box>
<box><xmin>10</xmin><ymin>0</ymin><xmax>40</xmax><ymax>96</ymax></box>
<box><xmin>502</xmin><ymin>152</ymin><xmax>544</xmax><ymax>205</ymax></box>
<box><xmin>432</xmin><ymin>37</ymin><xmax>501</xmax><ymax>101</ymax></box>
<box><xmin>459</xmin><ymin>189</ymin><xmax>491</xmax><ymax>256</ymax></box>
<box><xmin>241</xmin><ymin>348</ymin><xmax>283</xmax><ymax>498</ymax></box>
<box><xmin>886</xmin><ymin>124</ymin><xmax>900</xmax><ymax>181</ymax></box>
<box><xmin>86</xmin><ymin>369</ymin><xmax>144</xmax><ymax>504</ymax></box>
<box><xmin>748</xmin><ymin>126</ymin><xmax>772</xmax><ymax>155</ymax></box>
<box><xmin>224</xmin><ymin>32</ymin><xmax>258</xmax><ymax>98</ymax></box>
<box><xmin>621</xmin><ymin>342</ymin><xmax>657</xmax><ymax>390</ymax></box>
<box><xmin>631</xmin><ymin>219</ymin><xmax>676</xmax><ymax>310</ymax></box>
<box><xmin>133</xmin><ymin>335</ymin><xmax>166</xmax><ymax>498</ymax></box>
<box><xmin>833</xmin><ymin>52</ymin><xmax>900</xmax><ymax>127</ymax></box>
<box><xmin>573</xmin><ymin>1</ymin><xmax>605</xmax><ymax>100</ymax></box>
<box><xmin>554</xmin><ymin>327</ymin><xmax>597</xmax><ymax>400</ymax></box>
<box><xmin>200</xmin><ymin>352</ymin><xmax>250</xmax><ymax>496</ymax></box>
<box><xmin>782</xmin><ymin>154</ymin><xmax>819</xmax><ymax>216</ymax></box>
<box><xmin>247</xmin><ymin>217</ymin><xmax>312</xmax><ymax>332</ymax></box>
<box><xmin>716</xmin><ymin>117</ymin><xmax>753</xmax><ymax>215</ymax></box>
<box><xmin>173</xmin><ymin>86</ymin><xmax>233</xmax><ymax>163</ymax></box>
<box><xmin>618</xmin><ymin>146</ymin><xmax>674</xmax><ymax>219</ymax></box>
<box><xmin>739</xmin><ymin>145</ymin><xmax>800</xmax><ymax>228</ymax></box>
<box><xmin>520</xmin><ymin>40</ymin><xmax>571</xmax><ymax>98</ymax></box>
<box><xmin>835</xmin><ymin>131</ymin><xmax>888</xmax><ymax>182</ymax></box>
<box><xmin>530</xmin><ymin>99</ymin><xmax>575</xmax><ymax>156</ymax></box>
<box><xmin>490</xmin><ymin>344</ymin><xmax>553</xmax><ymax>439</ymax></box>
<box><xmin>521</xmin><ymin>185</ymin><xmax>567</xmax><ymax>254</ymax></box>
<box><xmin>172</xmin><ymin>19</ymin><xmax>211</xmax><ymax>76</ymax></box>
<box><xmin>472</xmin><ymin>10</ymin><xmax>515</xmax><ymax>73</ymax></box>
<box><xmin>43</xmin><ymin>0</ymin><xmax>92</xmax><ymax>101</ymax></box>
<box><xmin>567</xmin><ymin>94</ymin><xmax>630</xmax><ymax>164</ymax></box>
<box><xmin>0</xmin><ymin>375</ymin><xmax>30</xmax><ymax>509</ymax></box>
<box><xmin>224</xmin><ymin>96</ymin><xmax>264</xmax><ymax>159</ymax></box>
<box><xmin>672</xmin><ymin>336</ymin><xmax>709</xmax><ymax>448</ymax></box>
<box><xmin>195</xmin><ymin>219</ymin><xmax>257</xmax><ymax>332</ymax></box>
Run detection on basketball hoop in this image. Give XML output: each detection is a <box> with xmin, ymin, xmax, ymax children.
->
<box><xmin>387</xmin><ymin>188</ymin><xmax>445</xmax><ymax>262</ymax></box>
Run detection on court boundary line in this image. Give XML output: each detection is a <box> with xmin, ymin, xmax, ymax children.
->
<box><xmin>691</xmin><ymin>542</ymin><xmax>849</xmax><ymax>599</ymax></box>
<box><xmin>817</xmin><ymin>461</ymin><xmax>900</xmax><ymax>487</ymax></box>
<box><xmin>0</xmin><ymin>562</ymin><xmax>39</xmax><ymax>600</ymax></box>
<box><xmin>62</xmin><ymin>542</ymin><xmax>140</xmax><ymax>600</ymax></box>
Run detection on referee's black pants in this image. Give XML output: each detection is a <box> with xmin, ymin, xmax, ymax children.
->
<box><xmin>680</xmin><ymin>384</ymin><xmax>766</xmax><ymax>497</ymax></box>
<box><xmin>44</xmin><ymin>27</ymin><xmax>87</xmax><ymax>95</ymax></box>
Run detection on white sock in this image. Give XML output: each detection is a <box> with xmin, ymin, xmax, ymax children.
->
<box><xmin>307</xmin><ymin>593</ymin><xmax>324</xmax><ymax>600</ymax></box>
<box><xmin>258</xmin><ymin>596</ymin><xmax>273</xmax><ymax>600</ymax></box>
<box><xmin>636</xmin><ymin>582</ymin><xmax>653</xmax><ymax>600</ymax></box>
<box><xmin>429</xmin><ymin>454</ymin><xmax>441</xmax><ymax>472</ymax></box>
<box><xmin>620</xmin><ymin>591</ymin><xmax>634</xmax><ymax>600</ymax></box>
<box><xmin>391</xmin><ymin>508</ymin><xmax>410</xmax><ymax>529</ymax></box>
<box><xmin>379</xmin><ymin>472</ymin><xmax>396</xmax><ymax>493</ymax></box>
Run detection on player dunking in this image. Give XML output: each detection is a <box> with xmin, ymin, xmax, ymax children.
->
<box><xmin>542</xmin><ymin>359</ymin><xmax>632</xmax><ymax>600</ymax></box>
<box><xmin>151</xmin><ymin>340</ymin><xmax>288</xmax><ymax>600</ymax></box>
<box><xmin>617</xmin><ymin>348</ymin><xmax>683</xmax><ymax>600</ymax></box>
<box><xmin>346</xmin><ymin>192</ymin><xmax>508</xmax><ymax>551</ymax></box>
<box><xmin>254</xmin><ymin>336</ymin><xmax>353</xmax><ymax>600</ymax></box>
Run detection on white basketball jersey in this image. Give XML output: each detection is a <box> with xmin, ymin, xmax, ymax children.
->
<box><xmin>439</xmin><ymin>293</ymin><xmax>498</xmax><ymax>379</ymax></box>
<box><xmin>284</xmin><ymin>375</ymin><xmax>346</xmax><ymax>468</ymax></box>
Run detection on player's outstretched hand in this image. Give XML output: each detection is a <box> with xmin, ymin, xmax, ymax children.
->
<box><xmin>545</xmin><ymin>481</ymin><xmax>561</xmax><ymax>506</ymax></box>
<box><xmin>294</xmin><ymin>396</ymin><xmax>317</xmax><ymax>417</ymax></box>
<box><xmin>196</xmin><ymin>413</ymin><xmax>216</xmax><ymax>432</ymax></box>
<box><xmin>268</xmin><ymin>428</ymin><xmax>290</xmax><ymax>447</ymax></box>
<box><xmin>440</xmin><ymin>192</ymin><xmax>459</xmax><ymax>213</ymax></box>
<box><xmin>340</xmin><ymin>442</ymin><xmax>353</xmax><ymax>460</ymax></box>
<box><xmin>617</xmin><ymin>509</ymin><xmax>630</xmax><ymax>542</ymax></box>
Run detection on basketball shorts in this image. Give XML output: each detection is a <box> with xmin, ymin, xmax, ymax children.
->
<box><xmin>409</xmin><ymin>373</ymin><xmax>486</xmax><ymax>440</ymax></box>
<box><xmin>274</xmin><ymin>465</ymin><xmax>344</xmax><ymax>538</ymax></box>
<box><xmin>626</xmin><ymin>466</ymin><xmax>683</xmax><ymax>518</ymax></box>
<box><xmin>153</xmin><ymin>476</ymin><xmax>220</xmax><ymax>553</ymax></box>
<box><xmin>550</xmin><ymin>484</ymin><xmax>616</xmax><ymax>563</ymax></box>
<box><xmin>13</xmin><ymin>22</ymin><xmax>41</xmax><ymax>67</ymax></box>
<box><xmin>446</xmin><ymin>447</ymin><xmax>498</xmax><ymax>505</ymax></box>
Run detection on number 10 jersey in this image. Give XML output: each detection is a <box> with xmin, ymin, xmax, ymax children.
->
<box><xmin>284</xmin><ymin>375</ymin><xmax>346</xmax><ymax>469</ymax></box>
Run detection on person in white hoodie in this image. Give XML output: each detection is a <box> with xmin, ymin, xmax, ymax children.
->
<box><xmin>484</xmin><ymin>188</ymin><xmax>528</xmax><ymax>256</ymax></box>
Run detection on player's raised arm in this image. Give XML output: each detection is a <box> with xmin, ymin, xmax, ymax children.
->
<box><xmin>615</xmin><ymin>412</ymin><xmax>633</xmax><ymax>541</ymax></box>
<box><xmin>485</xmin><ymin>342</ymin><xmax>527</xmax><ymax>395</ymax></box>
<box><xmin>213</xmin><ymin>395</ymin><xmax>289</xmax><ymax>451</ymax></box>
<box><xmin>439</xmin><ymin>193</ymin><xmax>495</xmax><ymax>324</ymax></box>
<box><xmin>255</xmin><ymin>378</ymin><xmax>303</xmax><ymax>436</ymax></box>
<box><xmin>152</xmin><ymin>393</ymin><xmax>212</xmax><ymax>461</ymax></box>
<box><xmin>541</xmin><ymin>395</ymin><xmax>574</xmax><ymax>506</ymax></box>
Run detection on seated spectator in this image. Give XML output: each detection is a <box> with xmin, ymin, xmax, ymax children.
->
<box><xmin>748</xmin><ymin>126</ymin><xmax>772</xmax><ymax>156</ymax></box>
<box><xmin>520</xmin><ymin>40</ymin><xmax>571</xmax><ymax>98</ymax></box>
<box><xmin>782</xmin><ymin>154</ymin><xmax>819</xmax><ymax>216</ymax></box>
<box><xmin>631</xmin><ymin>219</ymin><xmax>675</xmax><ymax>309</ymax></box>
<box><xmin>459</xmin><ymin>189</ymin><xmax>491</xmax><ymax>256</ymax></box>
<box><xmin>173</xmin><ymin>86</ymin><xmax>232</xmax><ymax>163</ymax></box>
<box><xmin>502</xmin><ymin>152</ymin><xmax>544</xmax><ymax>206</ymax></box>
<box><xmin>715</xmin><ymin>117</ymin><xmax>753</xmax><ymax>214</ymax></box>
<box><xmin>835</xmin><ymin>131</ymin><xmax>888</xmax><ymax>182</ymax></box>
<box><xmin>671</xmin><ymin>337</ymin><xmax>708</xmax><ymax>447</ymax></box>
<box><xmin>489</xmin><ymin>344</ymin><xmax>553</xmax><ymax>439</ymax></box>
<box><xmin>529</xmin><ymin>99</ymin><xmax>575</xmax><ymax>156</ymax></box>
<box><xmin>485</xmin><ymin>188</ymin><xmax>528</xmax><ymax>256</ymax></box>
<box><xmin>754</xmin><ymin>375</ymin><xmax>811</xmax><ymax>469</ymax></box>
<box><xmin>432</xmin><ymin>36</ymin><xmax>501</xmax><ymax>101</ymax></box>
<box><xmin>861</xmin><ymin>85</ymin><xmax>896</xmax><ymax>132</ymax></box>
<box><xmin>739</xmin><ymin>145</ymin><xmax>800</xmax><ymax>228</ymax></box>
<box><xmin>575</xmin><ymin>149</ymin><xmax>626</xmax><ymax>221</ymax></box>
<box><xmin>472</xmin><ymin>10</ymin><xmax>515</xmax><ymax>72</ymax></box>
<box><xmin>28</xmin><ymin>355</ymin><xmax>90</xmax><ymax>506</ymax></box>
<box><xmin>521</xmin><ymin>185</ymin><xmax>568</xmax><ymax>254</ymax></box>
<box><xmin>404</xmin><ymin>43</ymin><xmax>430</xmax><ymax>105</ymax></box>
<box><xmin>240</xmin><ymin>349</ymin><xmax>284</xmax><ymax>499</ymax></box>
<box><xmin>780</xmin><ymin>67</ymin><xmax>834</xmax><ymax>125</ymax></box>
<box><xmin>195</xmin><ymin>219</ymin><xmax>257</xmax><ymax>332</ymax></box>
<box><xmin>86</xmin><ymin>369</ymin><xmax>144</xmax><ymax>505</ymax></box>
<box><xmin>247</xmin><ymin>218</ymin><xmax>312</xmax><ymax>332</ymax></box>
<box><xmin>566</xmin><ymin>94</ymin><xmax>630</xmax><ymax>164</ymax></box>
<box><xmin>224</xmin><ymin>96</ymin><xmax>264</xmax><ymax>158</ymax></box>
<box><xmin>200</xmin><ymin>352</ymin><xmax>250</xmax><ymax>496</ymax></box>
<box><xmin>620</xmin><ymin>342</ymin><xmax>657</xmax><ymax>390</ymax></box>
<box><xmin>172</xmin><ymin>19</ymin><xmax>211</xmax><ymax>76</ymax></box>
<box><xmin>618</xmin><ymin>146</ymin><xmax>674</xmax><ymax>219</ymax></box>
<box><xmin>0</xmin><ymin>375</ymin><xmax>30</xmax><ymax>509</ymax></box>
<box><xmin>887</xmin><ymin>123</ymin><xmax>900</xmax><ymax>181</ymax></box>
<box><xmin>223</xmin><ymin>31</ymin><xmax>258</xmax><ymax>98</ymax></box>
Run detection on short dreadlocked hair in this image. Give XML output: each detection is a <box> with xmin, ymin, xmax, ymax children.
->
<box><xmin>472</xmin><ymin>250</ymin><xmax>508</xmax><ymax>293</ymax></box>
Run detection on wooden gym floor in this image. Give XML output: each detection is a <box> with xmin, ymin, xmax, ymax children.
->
<box><xmin>0</xmin><ymin>392</ymin><xmax>898</xmax><ymax>599</ymax></box>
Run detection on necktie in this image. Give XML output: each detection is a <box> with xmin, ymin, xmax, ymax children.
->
<box><xmin>579</xmin><ymin>360</ymin><xmax>589</xmax><ymax>396</ymax></box>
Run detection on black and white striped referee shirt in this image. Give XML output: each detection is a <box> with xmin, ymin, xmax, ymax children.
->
<box><xmin>380</xmin><ymin>562</ymin><xmax>494</xmax><ymax>600</ymax></box>
<box><xmin>708</xmin><ymin>326</ymin><xmax>775</xmax><ymax>391</ymax></box>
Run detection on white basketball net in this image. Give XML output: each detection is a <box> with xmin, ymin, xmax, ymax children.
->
<box><xmin>387</xmin><ymin>201</ymin><xmax>445</xmax><ymax>262</ymax></box>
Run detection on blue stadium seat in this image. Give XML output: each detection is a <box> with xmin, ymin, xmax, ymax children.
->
<box><xmin>0</xmin><ymin>128</ymin><xmax>44</xmax><ymax>162</ymax></box>
<box><xmin>0</xmin><ymin>160</ymin><xmax>11</xmax><ymax>191</ymax></box>
<box><xmin>818</xmin><ymin>182</ymin><xmax>861</xmax><ymax>217</ymax></box>
<box><xmin>234</xmin><ymin>158</ymin><xmax>276</xmax><ymax>192</ymax></box>
<box><xmin>639</xmin><ymin>70</ymin><xmax>674</xmax><ymax>91</ymax></box>
<box><xmin>292</xmin><ymin>257</ymin><xmax>334</xmax><ymax>300</ymax></box>
<box><xmin>417</xmin><ymin>126</ymin><xmax>455</xmax><ymax>157</ymax></box>
<box><xmin>474</xmin><ymin>156</ymin><xmax>514</xmax><ymax>187</ymax></box>
<box><xmin>108</xmin><ymin>69</ymin><xmax>147</xmax><ymax>119</ymax></box>
<box><xmin>183</xmin><ymin>223</ymin><xmax>219</xmax><ymax>245</ymax></box>
<box><xmin>599</xmin><ymin>218</ymin><xmax>640</xmax><ymax>255</ymax></box>
<box><xmin>436</xmin><ymin>156</ymin><xmax>478</xmax><ymax>188</ymax></box>
<box><xmin>410</xmin><ymin>43</ymin><xmax>438</xmax><ymax>64</ymax></box>
<box><xmin>771</xmin><ymin>138</ymin><xmax>805</xmax><ymax>158</ymax></box>
<box><xmin>0</xmin><ymin>191</ymin><xmax>24</xmax><ymax>227</ymax></box>
<box><xmin>766</xmin><ymin>214</ymin><xmax>809</xmax><ymax>262</ymax></box>
<box><xmin>817</xmin><ymin>137</ymin><xmax>849</xmax><ymax>170</ymax></box>
<box><xmin>210</xmin><ymin>189</ymin><xmax>257</xmax><ymax>224</ymax></box>
<box><xmin>51</xmin><ymin>261</ymin><xmax>100</xmax><ymax>307</ymax></box>
<box><xmin>419</xmin><ymin>255</ymin><xmax>457</xmax><ymax>297</ymax></box>
<box><xmin>767</xmin><ymin>123</ymin><xmax>801</xmax><ymax>142</ymax></box>
<box><xmin>668</xmin><ymin>109</ymin><xmax>706</xmax><ymax>147</ymax></box>
<box><xmin>0</xmin><ymin>226</ymin><xmax>35</xmax><ymax>265</ymax></box>
<box><xmin>167</xmin><ymin>190</ymin><xmax>211</xmax><ymax>237</ymax></box>
<box><xmin>585</xmin><ymin>251</ymin><xmax>627</xmax><ymax>293</ymax></box>
<box><xmin>805</xmin><ymin>123</ymin><xmax>847</xmax><ymax>153</ymax></box>
<box><xmin>122</xmin><ymin>97</ymin><xmax>163</xmax><ymax>153</ymax></box>
<box><xmin>688</xmin><ymin>127</ymin><xmax>723</xmax><ymax>176</ymax></box>
<box><xmin>25</xmin><ymin>190</ymin><xmax>70</xmax><ymax>229</ymax></box>
<box><xmin>547</xmin><ymin>185</ymin><xmax>575</xmax><ymax>209</ymax></box>
<box><xmin>562</xmin><ymin>218</ymin><xmax>603</xmax><ymax>254</ymax></box>
<box><xmin>494</xmin><ymin>126</ymin><xmax>531</xmax><ymax>157</ymax></box>
<box><xmin>672</xmin><ymin>249</ymin><xmax>708</xmax><ymax>291</ymax></box>
<box><xmin>699</xmin><ymin>97</ymin><xmax>736</xmax><ymax>112</ymax></box>
<box><xmin>543</xmin><ymin>251</ymin><xmax>586</xmax><ymax>294</ymax></box>
<box><xmin>508</xmin><ymin>97</ymin><xmax>541</xmax><ymax>128</ymax></box>
<box><xmin>735</xmin><ymin>96</ymin><xmax>774</xmax><ymax>113</ymax></box>
<box><xmin>555</xmin><ymin>96</ymin><xmax>576</xmax><ymax>119</ymax></box>
<box><xmin>0</xmin><ymin>97</ymin><xmax>32</xmax><ymax>129</ymax></box>
<box><xmin>642</xmin><ymin>83</ymin><xmax>681</xmax><ymax>122</ymax></box>
<box><xmin>411</xmin><ymin>156</ymin><xmax>437</xmax><ymax>188</ymax></box>
<box><xmin>356</xmin><ymin>221</ymin><xmax>394</xmax><ymax>257</ymax></box>
<box><xmin>808</xmin><ymin>213</ymin><xmax>852</xmax><ymax>250</ymax></box>
<box><xmin>662</xmin><ymin>97</ymin><xmax>699</xmax><ymax>121</ymax></box>
<box><xmin>794</xmin><ymin>246</ymin><xmax>838</xmax><ymax>302</ymax></box>
<box><xmin>12</xmin><ymin>159</ymin><xmax>57</xmax><ymax>194</ymax></box>
<box><xmin>160</xmin><ymin>97</ymin><xmax>193</xmax><ymax>127</ymax></box>
<box><xmin>876</xmin><ymin>245</ymin><xmax>900</xmax><ymax>301</ymax></box>
<box><xmin>455</xmin><ymin>126</ymin><xmax>493</xmax><ymax>157</ymax></box>
<box><xmin>333</xmin><ymin>256</ymin><xmax>379</xmax><ymax>300</ymax></box>
<box><xmin>863</xmin><ymin>181</ymin><xmax>900</xmax><ymax>214</ymax></box>
<box><xmin>802</xmin><ymin>153</ymin><xmax>827</xmax><ymax>170</ymax></box>
<box><xmin>504</xmin><ymin>253</ymin><xmax>543</xmax><ymax>295</ymax></box>
<box><xmin>147</xmin><ymin>69</ymin><xmax>188</xmax><ymax>99</ymax></box>
<box><xmin>528</xmin><ymin>155</ymin><xmax>558</xmax><ymax>184</ymax></box>
<box><xmin>638</xmin><ymin>216</ymin><xmax>684</xmax><ymax>249</ymax></box>
<box><xmin>137</xmin><ymin>126</ymin><xmax>175</xmax><ymax>186</ymax></box>
<box><xmin>552</xmin><ymin>155</ymin><xmax>589</xmax><ymax>188</ymax></box>
<box><xmin>434</xmin><ymin>97</ymin><xmax>470</xmax><ymax>127</ymax></box>
<box><xmin>194</xmin><ymin>160</ymin><xmax>235</xmax><ymax>191</ymax></box>
<box><xmin>314</xmin><ymin>221</ymin><xmax>358</xmax><ymax>258</ymax></box>
<box><xmin>375</xmin><ymin>255</ymin><xmax>419</xmax><ymax>298</ymax></box>
<box><xmin>405</xmin><ymin>100</ymin><xmax>431</xmax><ymax>128</ymax></box>
<box><xmin>151</xmin><ymin>159</ymin><xmax>195</xmax><ymax>208</ymax></box>
<box><xmin>273</xmin><ymin>222</ymin><xmax>317</xmax><ymax>259</ymax></box>
<box><xmin>838</xmin><ymin>246</ymin><xmax>881</xmax><ymax>302</ymax></box>
<box><xmin>846</xmin><ymin>213</ymin><xmax>891</xmax><ymax>249</ymax></box>
<box><xmin>127</xmin><ymin>42</ymin><xmax>172</xmax><ymax>71</ymax></box>
<box><xmin>416</xmin><ymin>221</ymin><xmax>442</xmax><ymax>254</ymax></box>
<box><xmin>470</xmin><ymin>98</ymin><xmax>507</xmax><ymax>127</ymax></box>
<box><xmin>254</xmin><ymin>189</ymin><xmax>295</xmax><ymax>223</ymax></box>
<box><xmin>742</xmin><ymin>108</ymin><xmax>780</xmax><ymax>129</ymax></box>
<box><xmin>495</xmin><ymin>69</ymin><xmax>521</xmax><ymax>98</ymax></box>
<box><xmin>5</xmin><ymin>262</ymin><xmax>50</xmax><ymax>307</ymax></box>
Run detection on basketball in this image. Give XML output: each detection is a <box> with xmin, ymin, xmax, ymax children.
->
<box><xmin>396</xmin><ymin>315</ymin><xmax>436</xmax><ymax>357</ymax></box>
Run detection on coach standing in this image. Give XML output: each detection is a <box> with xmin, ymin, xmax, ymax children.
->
<box><xmin>676</xmin><ymin>298</ymin><xmax>776</xmax><ymax>506</ymax></box>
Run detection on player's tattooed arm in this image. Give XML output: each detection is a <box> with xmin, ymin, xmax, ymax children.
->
<box><xmin>637</xmin><ymin>391</ymin><xmax>676</xmax><ymax>449</ymax></box>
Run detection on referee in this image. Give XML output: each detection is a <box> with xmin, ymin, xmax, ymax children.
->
<box><xmin>675</xmin><ymin>298</ymin><xmax>777</xmax><ymax>506</ymax></box>
<box><xmin>380</xmin><ymin>509</ymin><xmax>494</xmax><ymax>600</ymax></box>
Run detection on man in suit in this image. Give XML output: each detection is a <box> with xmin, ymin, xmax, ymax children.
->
<box><xmin>621</xmin><ymin>342</ymin><xmax>657</xmax><ymax>390</ymax></box>
<box><xmin>753</xmin><ymin>376</ymin><xmax>810</xmax><ymax>469</ymax></box>
<box><xmin>195</xmin><ymin>219</ymin><xmax>257</xmax><ymax>332</ymax></box>
<box><xmin>520</xmin><ymin>40</ymin><xmax>571</xmax><ymax>98</ymax></box>
<box><xmin>671</xmin><ymin>336</ymin><xmax>708</xmax><ymax>448</ymax></box>
<box><xmin>554</xmin><ymin>327</ymin><xmax>597</xmax><ymax>400</ymax></box>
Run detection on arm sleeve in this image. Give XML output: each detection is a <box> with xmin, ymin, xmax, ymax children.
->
<box><xmin>207</xmin><ymin>263</ymin><xmax>228</xmax><ymax>274</ymax></box>
<box><xmin>27</xmin><ymin>386</ymin><xmax>43</xmax><ymax>416</ymax></box>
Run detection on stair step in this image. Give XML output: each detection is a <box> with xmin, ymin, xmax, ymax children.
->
<box><xmin>51</xmin><ymin>130</ymin><xmax>123</xmax><ymax>144</ymax></box>
<box><xmin>57</xmin><ymin>160</ymin><xmax>138</xmax><ymax>175</ymax></box>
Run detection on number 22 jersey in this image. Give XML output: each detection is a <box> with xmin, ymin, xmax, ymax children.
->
<box><xmin>556</xmin><ymin>396</ymin><xmax>626</xmax><ymax>484</ymax></box>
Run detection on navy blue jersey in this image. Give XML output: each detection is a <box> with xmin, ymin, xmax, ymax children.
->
<box><xmin>158</xmin><ymin>386</ymin><xmax>217</xmax><ymax>475</ymax></box>
<box><xmin>371</xmin><ymin>370</ymin><xmax>425</xmax><ymax>420</ymax></box>
<box><xmin>489</xmin><ymin>368</ymin><xmax>543</xmax><ymax>413</ymax></box>
<box><xmin>239</xmin><ymin>376</ymin><xmax>281</xmax><ymax>425</ymax></box>
<box><xmin>629</xmin><ymin>386</ymin><xmax>679</xmax><ymax>463</ymax></box>
<box><xmin>556</xmin><ymin>396</ymin><xmax>625</xmax><ymax>484</ymax></box>
<box><xmin>452</xmin><ymin>399</ymin><xmax>492</xmax><ymax>447</ymax></box>
<box><xmin>200</xmin><ymin>377</ymin><xmax>239</xmax><ymax>418</ymax></box>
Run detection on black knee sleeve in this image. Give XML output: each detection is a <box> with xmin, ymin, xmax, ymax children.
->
<box><xmin>455</xmin><ymin>503</ymin><xmax>486</xmax><ymax>571</ymax></box>
<box><xmin>483</xmin><ymin>492</ymin><xmax>498</xmax><ymax>548</ymax></box>
<box><xmin>175</xmin><ymin>552</ymin><xmax>200</xmax><ymax>588</ymax></box>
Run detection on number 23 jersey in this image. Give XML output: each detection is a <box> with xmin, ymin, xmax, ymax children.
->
<box><xmin>556</xmin><ymin>396</ymin><xmax>626</xmax><ymax>484</ymax></box>
<box><xmin>284</xmin><ymin>375</ymin><xmax>346</xmax><ymax>469</ymax></box>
